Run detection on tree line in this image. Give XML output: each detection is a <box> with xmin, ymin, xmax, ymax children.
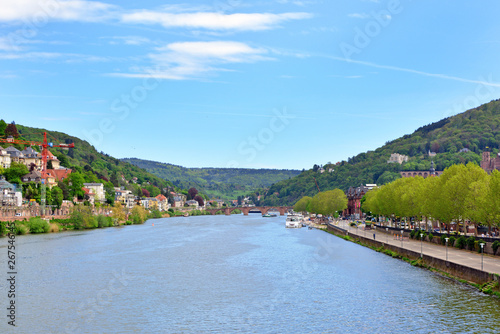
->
<box><xmin>293</xmin><ymin>189</ymin><xmax>347</xmax><ymax>217</ymax></box>
<box><xmin>363</xmin><ymin>163</ymin><xmax>500</xmax><ymax>233</ymax></box>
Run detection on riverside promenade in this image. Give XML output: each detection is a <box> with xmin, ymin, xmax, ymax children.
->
<box><xmin>329</xmin><ymin>221</ymin><xmax>500</xmax><ymax>278</ymax></box>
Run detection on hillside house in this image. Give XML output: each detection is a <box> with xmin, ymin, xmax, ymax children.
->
<box><xmin>83</xmin><ymin>183</ymin><xmax>105</xmax><ymax>203</ymax></box>
<box><xmin>0</xmin><ymin>146</ymin><xmax>11</xmax><ymax>169</ymax></box>
<box><xmin>5</xmin><ymin>146</ymin><xmax>24</xmax><ymax>164</ymax></box>
<box><xmin>155</xmin><ymin>194</ymin><xmax>169</xmax><ymax>211</ymax></box>
<box><xmin>185</xmin><ymin>200</ymin><xmax>199</xmax><ymax>208</ymax></box>
<box><xmin>0</xmin><ymin>177</ymin><xmax>22</xmax><ymax>207</ymax></box>
<box><xmin>21</xmin><ymin>147</ymin><xmax>42</xmax><ymax>170</ymax></box>
<box><xmin>22</xmin><ymin>170</ymin><xmax>42</xmax><ymax>183</ymax></box>
<box><xmin>387</xmin><ymin>153</ymin><xmax>409</xmax><ymax>164</ymax></box>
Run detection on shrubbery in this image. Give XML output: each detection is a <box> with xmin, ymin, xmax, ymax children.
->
<box><xmin>26</xmin><ymin>217</ymin><xmax>50</xmax><ymax>234</ymax></box>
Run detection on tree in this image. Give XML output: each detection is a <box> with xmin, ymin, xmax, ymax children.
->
<box><xmin>68</xmin><ymin>172</ymin><xmax>85</xmax><ymax>200</ymax></box>
<box><xmin>111</xmin><ymin>201</ymin><xmax>126</xmax><ymax>222</ymax></box>
<box><xmin>3</xmin><ymin>162</ymin><xmax>28</xmax><ymax>184</ymax></box>
<box><xmin>51</xmin><ymin>186</ymin><xmax>64</xmax><ymax>209</ymax></box>
<box><xmin>194</xmin><ymin>195</ymin><xmax>204</xmax><ymax>207</ymax></box>
<box><xmin>188</xmin><ymin>187</ymin><xmax>198</xmax><ymax>200</ymax></box>
<box><xmin>294</xmin><ymin>196</ymin><xmax>312</xmax><ymax>213</ymax></box>
<box><xmin>309</xmin><ymin>189</ymin><xmax>347</xmax><ymax>217</ymax></box>
<box><xmin>103</xmin><ymin>181</ymin><xmax>115</xmax><ymax>205</ymax></box>
<box><xmin>0</xmin><ymin>119</ymin><xmax>6</xmax><ymax>137</ymax></box>
<box><xmin>5</xmin><ymin>122</ymin><xmax>19</xmax><ymax>138</ymax></box>
<box><xmin>130</xmin><ymin>205</ymin><xmax>148</xmax><ymax>224</ymax></box>
<box><xmin>141</xmin><ymin>188</ymin><xmax>150</xmax><ymax>198</ymax></box>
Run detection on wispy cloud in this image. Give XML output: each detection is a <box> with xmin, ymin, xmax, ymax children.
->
<box><xmin>348</xmin><ymin>13</ymin><xmax>370</xmax><ymax>19</ymax></box>
<box><xmin>0</xmin><ymin>51</ymin><xmax>108</xmax><ymax>62</ymax></box>
<box><xmin>104</xmin><ymin>35</ymin><xmax>154</xmax><ymax>46</ymax></box>
<box><xmin>0</xmin><ymin>0</ymin><xmax>117</xmax><ymax>22</ymax></box>
<box><xmin>121</xmin><ymin>11</ymin><xmax>312</xmax><ymax>31</ymax></box>
<box><xmin>109</xmin><ymin>41</ymin><xmax>272</xmax><ymax>80</ymax></box>
<box><xmin>324</xmin><ymin>54</ymin><xmax>500</xmax><ymax>88</ymax></box>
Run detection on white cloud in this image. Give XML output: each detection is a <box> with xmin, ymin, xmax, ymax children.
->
<box><xmin>109</xmin><ymin>41</ymin><xmax>271</xmax><ymax>80</ymax></box>
<box><xmin>0</xmin><ymin>0</ymin><xmax>117</xmax><ymax>22</ymax></box>
<box><xmin>121</xmin><ymin>11</ymin><xmax>312</xmax><ymax>31</ymax></box>
<box><xmin>105</xmin><ymin>36</ymin><xmax>153</xmax><ymax>46</ymax></box>
<box><xmin>348</xmin><ymin>13</ymin><xmax>370</xmax><ymax>19</ymax></box>
<box><xmin>0</xmin><ymin>51</ymin><xmax>108</xmax><ymax>62</ymax></box>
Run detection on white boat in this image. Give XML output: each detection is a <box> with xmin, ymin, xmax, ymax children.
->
<box><xmin>285</xmin><ymin>213</ymin><xmax>302</xmax><ymax>228</ymax></box>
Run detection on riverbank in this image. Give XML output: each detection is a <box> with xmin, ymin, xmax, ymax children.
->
<box><xmin>324</xmin><ymin>222</ymin><xmax>500</xmax><ymax>297</ymax></box>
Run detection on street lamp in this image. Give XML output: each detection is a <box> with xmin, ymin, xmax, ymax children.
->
<box><xmin>445</xmin><ymin>237</ymin><xmax>449</xmax><ymax>261</ymax></box>
<box><xmin>401</xmin><ymin>230</ymin><xmax>404</xmax><ymax>248</ymax></box>
<box><xmin>420</xmin><ymin>233</ymin><xmax>424</xmax><ymax>258</ymax></box>
<box><xmin>386</xmin><ymin>227</ymin><xmax>389</xmax><ymax>244</ymax></box>
<box><xmin>480</xmin><ymin>243</ymin><xmax>485</xmax><ymax>271</ymax></box>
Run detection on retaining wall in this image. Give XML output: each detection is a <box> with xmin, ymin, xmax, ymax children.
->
<box><xmin>327</xmin><ymin>224</ymin><xmax>499</xmax><ymax>286</ymax></box>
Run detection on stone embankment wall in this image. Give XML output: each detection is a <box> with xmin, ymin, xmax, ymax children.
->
<box><xmin>327</xmin><ymin>224</ymin><xmax>499</xmax><ymax>286</ymax></box>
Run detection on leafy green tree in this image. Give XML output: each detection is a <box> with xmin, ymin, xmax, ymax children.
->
<box><xmin>0</xmin><ymin>119</ymin><xmax>7</xmax><ymax>137</ymax></box>
<box><xmin>294</xmin><ymin>196</ymin><xmax>312</xmax><ymax>213</ymax></box>
<box><xmin>309</xmin><ymin>189</ymin><xmax>347</xmax><ymax>216</ymax></box>
<box><xmin>103</xmin><ymin>181</ymin><xmax>115</xmax><ymax>205</ymax></box>
<box><xmin>376</xmin><ymin>171</ymin><xmax>401</xmax><ymax>185</ymax></box>
<box><xmin>68</xmin><ymin>172</ymin><xmax>85</xmax><ymax>199</ymax></box>
<box><xmin>51</xmin><ymin>186</ymin><xmax>64</xmax><ymax>209</ymax></box>
<box><xmin>3</xmin><ymin>162</ymin><xmax>28</xmax><ymax>184</ymax></box>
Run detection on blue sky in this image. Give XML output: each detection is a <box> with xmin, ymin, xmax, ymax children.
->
<box><xmin>1</xmin><ymin>0</ymin><xmax>500</xmax><ymax>170</ymax></box>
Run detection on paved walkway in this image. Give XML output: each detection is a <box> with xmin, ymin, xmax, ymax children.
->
<box><xmin>331</xmin><ymin>221</ymin><xmax>500</xmax><ymax>275</ymax></box>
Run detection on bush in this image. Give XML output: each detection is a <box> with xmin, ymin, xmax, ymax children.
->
<box><xmin>26</xmin><ymin>217</ymin><xmax>50</xmax><ymax>234</ymax></box>
<box><xmin>0</xmin><ymin>221</ymin><xmax>8</xmax><ymax>236</ymax></box>
<box><xmin>466</xmin><ymin>236</ymin><xmax>476</xmax><ymax>251</ymax></box>
<box><xmin>428</xmin><ymin>233</ymin><xmax>434</xmax><ymax>242</ymax></box>
<box><xmin>15</xmin><ymin>224</ymin><xmax>28</xmax><ymax>235</ymax></box>
<box><xmin>449</xmin><ymin>236</ymin><xmax>456</xmax><ymax>247</ymax></box>
<box><xmin>492</xmin><ymin>240</ymin><xmax>500</xmax><ymax>255</ymax></box>
<box><xmin>440</xmin><ymin>234</ymin><xmax>448</xmax><ymax>245</ymax></box>
<box><xmin>455</xmin><ymin>236</ymin><xmax>467</xmax><ymax>249</ymax></box>
<box><xmin>96</xmin><ymin>215</ymin><xmax>112</xmax><ymax>228</ymax></box>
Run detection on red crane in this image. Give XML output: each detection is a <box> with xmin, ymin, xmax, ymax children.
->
<box><xmin>313</xmin><ymin>177</ymin><xmax>321</xmax><ymax>193</ymax></box>
<box><xmin>0</xmin><ymin>132</ymin><xmax>74</xmax><ymax>215</ymax></box>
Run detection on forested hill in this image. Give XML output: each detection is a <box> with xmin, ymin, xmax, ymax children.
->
<box><xmin>15</xmin><ymin>124</ymin><xmax>176</xmax><ymax>192</ymax></box>
<box><xmin>122</xmin><ymin>158</ymin><xmax>301</xmax><ymax>200</ymax></box>
<box><xmin>260</xmin><ymin>98</ymin><xmax>500</xmax><ymax>206</ymax></box>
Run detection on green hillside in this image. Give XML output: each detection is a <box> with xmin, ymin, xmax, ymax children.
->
<box><xmin>261</xmin><ymin>98</ymin><xmax>500</xmax><ymax>206</ymax></box>
<box><xmin>14</xmin><ymin>124</ymin><xmax>177</xmax><ymax>194</ymax></box>
<box><xmin>122</xmin><ymin>158</ymin><xmax>301</xmax><ymax>200</ymax></box>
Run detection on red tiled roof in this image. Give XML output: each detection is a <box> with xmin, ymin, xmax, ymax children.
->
<box><xmin>46</xmin><ymin>168</ymin><xmax>72</xmax><ymax>181</ymax></box>
<box><xmin>156</xmin><ymin>194</ymin><xmax>167</xmax><ymax>201</ymax></box>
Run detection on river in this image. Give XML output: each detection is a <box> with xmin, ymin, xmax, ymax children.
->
<box><xmin>1</xmin><ymin>214</ymin><xmax>499</xmax><ymax>333</ymax></box>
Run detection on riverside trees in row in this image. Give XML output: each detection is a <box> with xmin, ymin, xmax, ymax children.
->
<box><xmin>363</xmin><ymin>163</ymin><xmax>500</xmax><ymax>233</ymax></box>
<box><xmin>294</xmin><ymin>189</ymin><xmax>347</xmax><ymax>217</ymax></box>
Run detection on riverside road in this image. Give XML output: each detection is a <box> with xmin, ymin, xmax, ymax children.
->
<box><xmin>332</xmin><ymin>221</ymin><xmax>500</xmax><ymax>275</ymax></box>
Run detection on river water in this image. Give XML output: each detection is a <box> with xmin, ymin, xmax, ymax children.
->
<box><xmin>1</xmin><ymin>214</ymin><xmax>499</xmax><ymax>333</ymax></box>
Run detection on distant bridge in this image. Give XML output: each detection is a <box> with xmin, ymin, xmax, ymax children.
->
<box><xmin>205</xmin><ymin>206</ymin><xmax>292</xmax><ymax>216</ymax></box>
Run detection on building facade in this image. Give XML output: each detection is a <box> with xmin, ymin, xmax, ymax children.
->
<box><xmin>481</xmin><ymin>151</ymin><xmax>500</xmax><ymax>173</ymax></box>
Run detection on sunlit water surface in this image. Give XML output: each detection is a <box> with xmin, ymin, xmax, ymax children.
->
<box><xmin>1</xmin><ymin>214</ymin><xmax>499</xmax><ymax>333</ymax></box>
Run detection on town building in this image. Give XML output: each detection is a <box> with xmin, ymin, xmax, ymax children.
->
<box><xmin>0</xmin><ymin>146</ymin><xmax>11</xmax><ymax>169</ymax></box>
<box><xmin>83</xmin><ymin>183</ymin><xmax>105</xmax><ymax>203</ymax></box>
<box><xmin>387</xmin><ymin>153</ymin><xmax>409</xmax><ymax>164</ymax></box>
<box><xmin>481</xmin><ymin>151</ymin><xmax>500</xmax><ymax>174</ymax></box>
<box><xmin>0</xmin><ymin>177</ymin><xmax>22</xmax><ymax>207</ymax></box>
<box><xmin>344</xmin><ymin>184</ymin><xmax>377</xmax><ymax>219</ymax></box>
<box><xmin>400</xmin><ymin>161</ymin><xmax>443</xmax><ymax>178</ymax></box>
